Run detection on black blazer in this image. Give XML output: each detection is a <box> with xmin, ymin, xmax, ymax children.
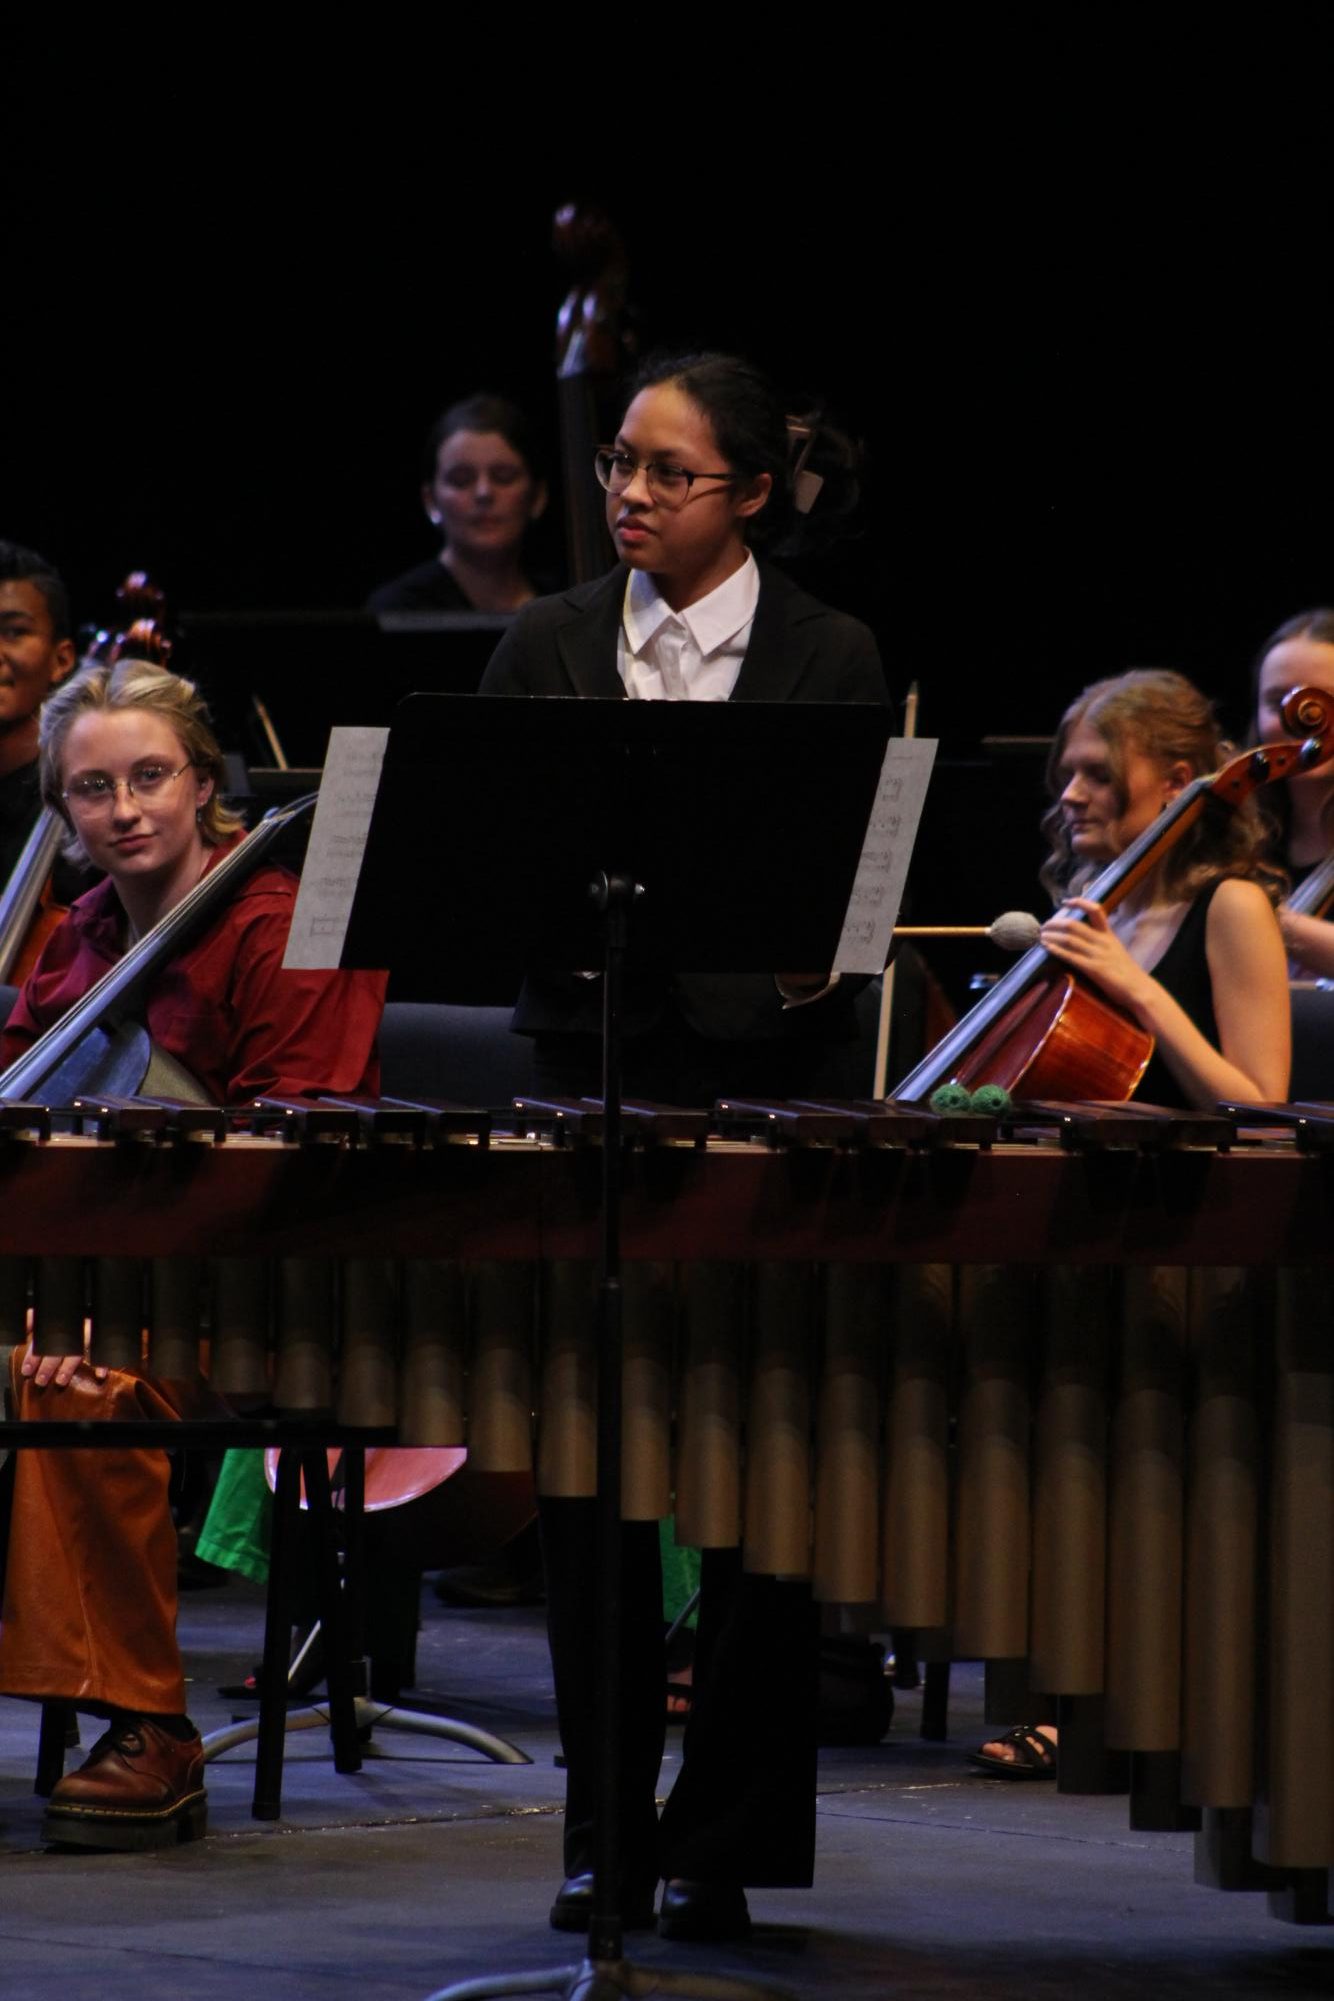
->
<box><xmin>480</xmin><ymin>561</ymin><xmax>888</xmax><ymax>708</ymax></box>
<box><xmin>478</xmin><ymin>562</ymin><xmax>891</xmax><ymax>1044</ymax></box>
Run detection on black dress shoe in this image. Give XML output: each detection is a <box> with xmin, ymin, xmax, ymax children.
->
<box><xmin>548</xmin><ymin>1871</ymin><xmax>657</xmax><ymax>1933</ymax></box>
<box><xmin>657</xmin><ymin>1878</ymin><xmax>752</xmax><ymax>1942</ymax></box>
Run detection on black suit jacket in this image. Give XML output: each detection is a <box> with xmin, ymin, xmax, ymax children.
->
<box><xmin>479</xmin><ymin>562</ymin><xmax>891</xmax><ymax>1045</ymax></box>
<box><xmin>480</xmin><ymin>561</ymin><xmax>887</xmax><ymax>709</ymax></box>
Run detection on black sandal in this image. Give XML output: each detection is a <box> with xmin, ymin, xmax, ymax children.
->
<box><xmin>966</xmin><ymin>1723</ymin><xmax>1057</xmax><ymax>1778</ymax></box>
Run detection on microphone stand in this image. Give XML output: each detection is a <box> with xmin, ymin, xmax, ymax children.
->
<box><xmin>428</xmin><ymin>870</ymin><xmax>791</xmax><ymax>2001</ymax></box>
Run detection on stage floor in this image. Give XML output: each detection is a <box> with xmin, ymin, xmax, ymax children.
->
<box><xmin>0</xmin><ymin>1577</ymin><xmax>1325</xmax><ymax>2000</ymax></box>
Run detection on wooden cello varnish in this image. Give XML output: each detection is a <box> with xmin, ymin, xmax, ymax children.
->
<box><xmin>0</xmin><ymin>811</ymin><xmax>69</xmax><ymax>989</ymax></box>
<box><xmin>952</xmin><ymin>973</ymin><xmax>1152</xmax><ymax>1101</ymax></box>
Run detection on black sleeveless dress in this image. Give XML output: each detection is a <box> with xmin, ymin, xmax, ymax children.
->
<box><xmin>1131</xmin><ymin>880</ymin><xmax>1222</xmax><ymax>1109</ymax></box>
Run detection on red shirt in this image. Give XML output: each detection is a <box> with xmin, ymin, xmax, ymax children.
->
<box><xmin>1</xmin><ymin>850</ymin><xmax>387</xmax><ymax>1105</ymax></box>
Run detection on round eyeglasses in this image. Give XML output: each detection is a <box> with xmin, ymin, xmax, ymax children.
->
<box><xmin>593</xmin><ymin>447</ymin><xmax>738</xmax><ymax>507</ymax></box>
<box><xmin>63</xmin><ymin>761</ymin><xmax>195</xmax><ymax>813</ymax></box>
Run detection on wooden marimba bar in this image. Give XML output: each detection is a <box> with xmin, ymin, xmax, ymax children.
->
<box><xmin>1</xmin><ymin>1089</ymin><xmax>1331</xmax><ymax>1917</ymax></box>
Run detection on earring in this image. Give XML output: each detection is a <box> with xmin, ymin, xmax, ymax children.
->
<box><xmin>428</xmin><ymin>511</ymin><xmax>443</xmax><ymax>527</ymax></box>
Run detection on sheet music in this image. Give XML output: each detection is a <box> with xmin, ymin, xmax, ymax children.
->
<box><xmin>833</xmin><ymin>738</ymin><xmax>938</xmax><ymax>975</ymax></box>
<box><xmin>283</xmin><ymin>726</ymin><xmax>389</xmax><ymax>970</ymax></box>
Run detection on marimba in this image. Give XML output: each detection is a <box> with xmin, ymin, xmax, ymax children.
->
<box><xmin>1</xmin><ymin>1090</ymin><xmax>1330</xmax><ymax>1920</ymax></box>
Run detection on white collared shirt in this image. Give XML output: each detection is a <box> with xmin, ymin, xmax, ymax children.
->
<box><xmin>616</xmin><ymin>553</ymin><xmax>759</xmax><ymax>701</ymax></box>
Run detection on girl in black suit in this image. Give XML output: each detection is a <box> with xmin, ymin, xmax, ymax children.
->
<box><xmin>482</xmin><ymin>353</ymin><xmax>888</xmax><ymax>1941</ymax></box>
<box><xmin>483</xmin><ymin>353</ymin><xmax>888</xmax><ymax>1098</ymax></box>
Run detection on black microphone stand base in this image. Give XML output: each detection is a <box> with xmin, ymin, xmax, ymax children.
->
<box><xmin>427</xmin><ymin>875</ymin><xmax>795</xmax><ymax>2001</ymax></box>
<box><xmin>424</xmin><ymin>1952</ymin><xmax>797</xmax><ymax>2000</ymax></box>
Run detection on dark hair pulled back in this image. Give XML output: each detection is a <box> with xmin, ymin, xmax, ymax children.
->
<box><xmin>419</xmin><ymin>394</ymin><xmax>546</xmax><ymax>485</ymax></box>
<box><xmin>629</xmin><ymin>351</ymin><xmax>863</xmax><ymax>556</ymax></box>
<box><xmin>0</xmin><ymin>540</ymin><xmax>72</xmax><ymax>643</ymax></box>
<box><xmin>1247</xmin><ymin>608</ymin><xmax>1334</xmax><ymax>855</ymax></box>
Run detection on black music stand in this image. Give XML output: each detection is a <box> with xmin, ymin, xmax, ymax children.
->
<box><xmin>326</xmin><ymin>694</ymin><xmax>897</xmax><ymax>2001</ymax></box>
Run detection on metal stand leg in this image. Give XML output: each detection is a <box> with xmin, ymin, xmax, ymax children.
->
<box><xmin>203</xmin><ymin>1446</ymin><xmax>533</xmax><ymax>1790</ymax></box>
<box><xmin>423</xmin><ymin>1968</ymin><xmax>796</xmax><ymax>2001</ymax></box>
<box><xmin>423</xmin><ymin>871</ymin><xmax>796</xmax><ymax>2000</ymax></box>
<box><xmin>1056</xmin><ymin>1692</ymin><xmax>1129</xmax><ymax>1795</ymax></box>
<box><xmin>920</xmin><ymin>1662</ymin><xmax>950</xmax><ymax>1741</ymax></box>
<box><xmin>1129</xmin><ymin>1750</ymin><xmax>1200</xmax><ymax>1832</ymax></box>
<box><xmin>303</xmin><ymin>1447</ymin><xmax>361</xmax><ymax>1774</ymax></box>
<box><xmin>252</xmin><ymin>1444</ymin><xmax>302</xmax><ymax>1819</ymax></box>
<box><xmin>34</xmin><ymin>1700</ymin><xmax>75</xmax><ymax>1797</ymax></box>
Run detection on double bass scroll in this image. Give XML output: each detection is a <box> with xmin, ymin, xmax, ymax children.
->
<box><xmin>553</xmin><ymin>203</ymin><xmax>634</xmax><ymax>585</ymax></box>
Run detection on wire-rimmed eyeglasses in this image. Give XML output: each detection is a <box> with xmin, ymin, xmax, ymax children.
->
<box><xmin>63</xmin><ymin>761</ymin><xmax>195</xmax><ymax>814</ymax></box>
<box><xmin>593</xmin><ymin>447</ymin><xmax>738</xmax><ymax>507</ymax></box>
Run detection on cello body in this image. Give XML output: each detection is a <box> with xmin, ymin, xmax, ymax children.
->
<box><xmin>945</xmin><ymin>970</ymin><xmax>1152</xmax><ymax>1101</ymax></box>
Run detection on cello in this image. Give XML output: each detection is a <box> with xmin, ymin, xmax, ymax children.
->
<box><xmin>1280</xmin><ymin>843</ymin><xmax>1334</xmax><ymax>929</ymax></box>
<box><xmin>0</xmin><ymin>788</ymin><xmax>317</xmax><ymax>1105</ymax></box>
<box><xmin>893</xmin><ymin>685</ymin><xmax>1334</xmax><ymax>1104</ymax></box>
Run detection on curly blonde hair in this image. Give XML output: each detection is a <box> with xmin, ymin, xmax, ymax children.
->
<box><xmin>40</xmin><ymin>657</ymin><xmax>244</xmax><ymax>866</ymax></box>
<box><xmin>1040</xmin><ymin>668</ymin><xmax>1282</xmax><ymax>907</ymax></box>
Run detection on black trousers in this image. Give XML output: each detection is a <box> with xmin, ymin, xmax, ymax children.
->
<box><xmin>541</xmin><ymin>1499</ymin><xmax>819</xmax><ymax>1892</ymax></box>
<box><xmin>533</xmin><ymin>1019</ymin><xmax>828</xmax><ymax>1892</ymax></box>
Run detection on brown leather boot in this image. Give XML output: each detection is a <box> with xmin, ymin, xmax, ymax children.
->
<box><xmin>41</xmin><ymin>1716</ymin><xmax>207</xmax><ymax>1851</ymax></box>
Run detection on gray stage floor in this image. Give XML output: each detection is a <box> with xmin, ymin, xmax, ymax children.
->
<box><xmin>0</xmin><ymin>1579</ymin><xmax>1326</xmax><ymax>2001</ymax></box>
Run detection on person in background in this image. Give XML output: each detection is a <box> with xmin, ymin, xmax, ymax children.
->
<box><xmin>0</xmin><ymin>541</ymin><xmax>77</xmax><ymax>884</ymax></box>
<box><xmin>970</xmin><ymin>666</ymin><xmax>1288</xmax><ymax>1777</ymax></box>
<box><xmin>366</xmin><ymin>394</ymin><xmax>550</xmax><ymax>615</ymax></box>
<box><xmin>1251</xmin><ymin>608</ymin><xmax>1334</xmax><ymax>976</ymax></box>
<box><xmin>0</xmin><ymin>656</ymin><xmax>386</xmax><ymax>1850</ymax></box>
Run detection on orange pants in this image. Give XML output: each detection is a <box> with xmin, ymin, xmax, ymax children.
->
<box><xmin>0</xmin><ymin>1353</ymin><xmax>217</xmax><ymax>1715</ymax></box>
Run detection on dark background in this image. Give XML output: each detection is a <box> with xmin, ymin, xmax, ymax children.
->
<box><xmin>9</xmin><ymin>37</ymin><xmax>1332</xmax><ymax>925</ymax></box>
